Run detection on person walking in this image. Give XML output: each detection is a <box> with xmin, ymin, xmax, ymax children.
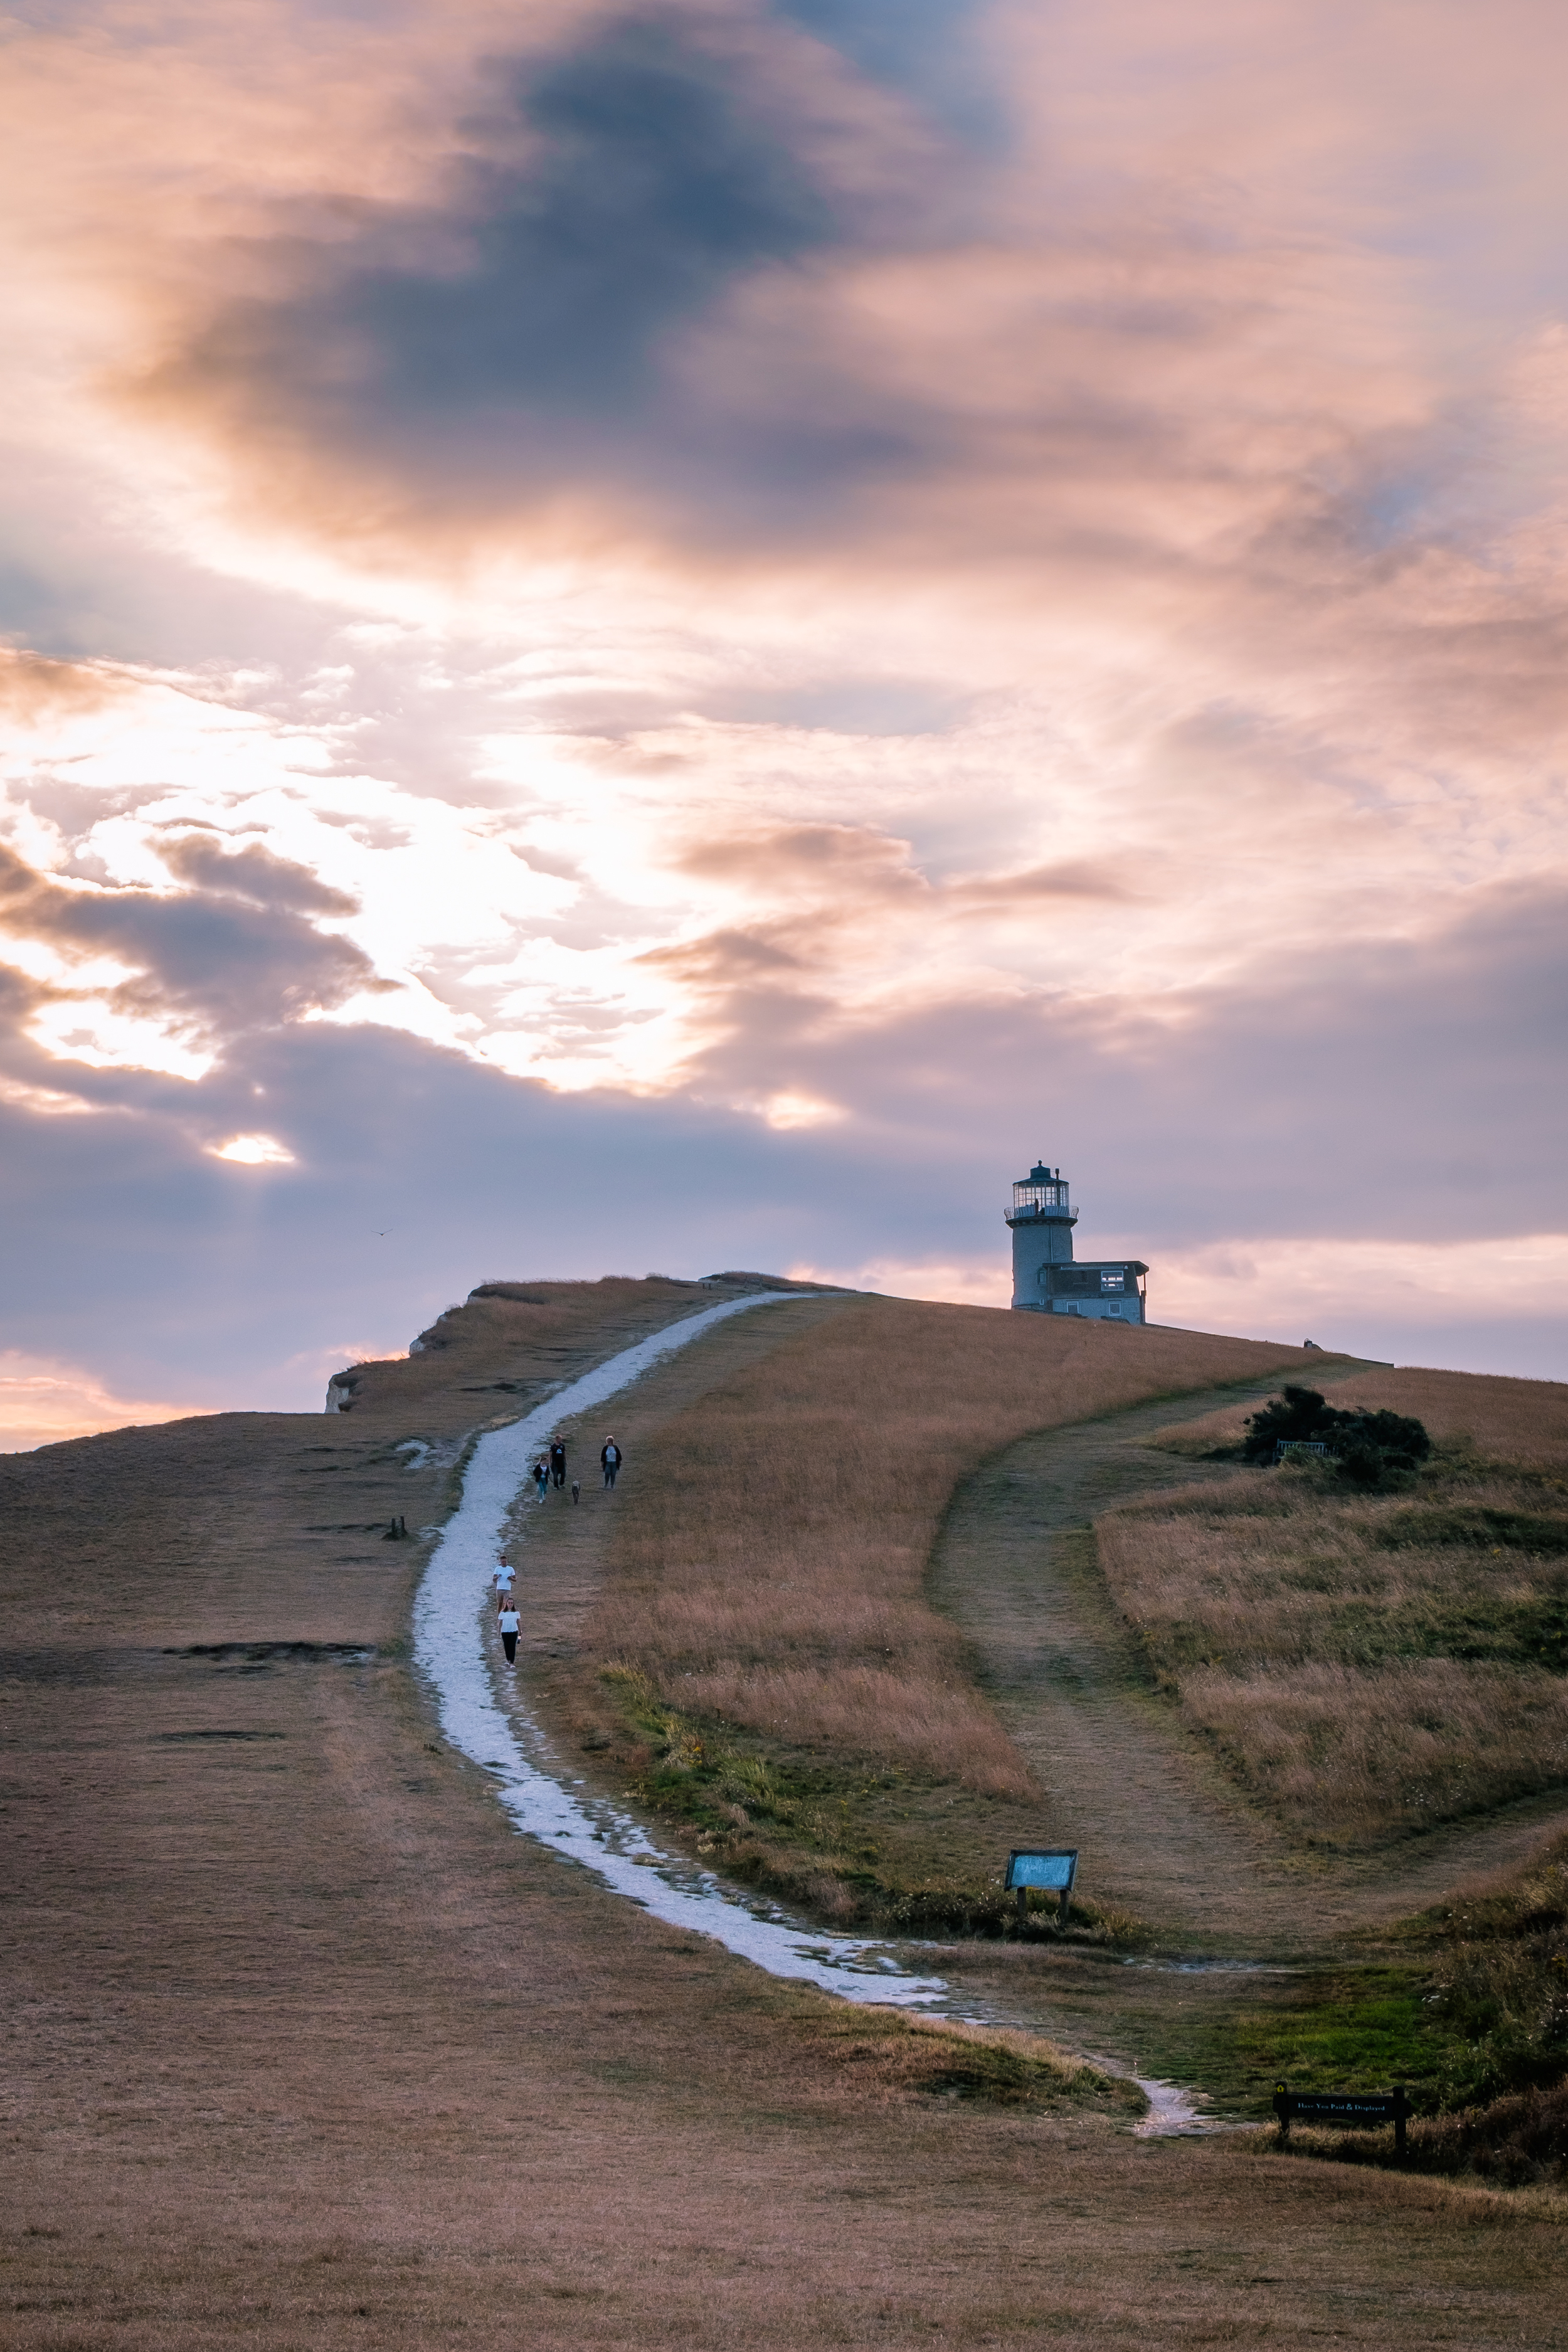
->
<box><xmin>494</xmin><ymin>1560</ymin><xmax>514</xmax><ymax>1599</ymax></box>
<box><xmin>601</xmin><ymin>1435</ymin><xmax>622</xmax><ymax>1490</ymax></box>
<box><xmin>532</xmin><ymin>1457</ymin><xmax>549</xmax><ymax>1502</ymax></box>
<box><xmin>549</xmin><ymin>1436</ymin><xmax>567</xmax><ymax>1490</ymax></box>
<box><xmin>497</xmin><ymin>1601</ymin><xmax>521</xmax><ymax>1664</ymax></box>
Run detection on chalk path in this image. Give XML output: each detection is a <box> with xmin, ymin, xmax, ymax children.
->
<box><xmin>412</xmin><ymin>1293</ymin><xmax>947</xmax><ymax>2008</ymax></box>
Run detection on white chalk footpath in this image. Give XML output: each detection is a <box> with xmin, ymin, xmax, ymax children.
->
<box><xmin>412</xmin><ymin>1293</ymin><xmax>947</xmax><ymax>2006</ymax></box>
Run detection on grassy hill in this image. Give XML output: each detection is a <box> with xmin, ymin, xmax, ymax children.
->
<box><xmin>4</xmin><ymin>1278</ymin><xmax>1567</xmax><ymax>2346</ymax></box>
<box><xmin>511</xmin><ymin>1293</ymin><xmax>1346</xmax><ymax>1934</ymax></box>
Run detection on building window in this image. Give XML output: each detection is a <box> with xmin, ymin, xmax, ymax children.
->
<box><xmin>1012</xmin><ymin>1182</ymin><xmax>1066</xmax><ymax>1211</ymax></box>
<box><xmin>1099</xmin><ymin>1271</ymin><xmax>1125</xmax><ymax>1293</ymax></box>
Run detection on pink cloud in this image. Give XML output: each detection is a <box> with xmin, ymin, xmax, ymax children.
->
<box><xmin>0</xmin><ymin>0</ymin><xmax>1564</xmax><ymax>1402</ymax></box>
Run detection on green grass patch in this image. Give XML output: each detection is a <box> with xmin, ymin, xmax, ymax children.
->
<box><xmin>1234</xmin><ymin>1840</ymin><xmax>1568</xmax><ymax>2117</ymax></box>
<box><xmin>1231</xmin><ymin>1966</ymin><xmax>1466</xmax><ymax>2108</ymax></box>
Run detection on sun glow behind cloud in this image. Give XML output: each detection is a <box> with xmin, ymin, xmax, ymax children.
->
<box><xmin>208</xmin><ymin>1131</ymin><xmax>295</xmax><ymax>1165</ymax></box>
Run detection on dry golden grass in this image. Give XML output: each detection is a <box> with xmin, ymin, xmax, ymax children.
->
<box><xmin>581</xmin><ymin>1296</ymin><xmax>1333</xmax><ymax>1798</ymax></box>
<box><xmin>1098</xmin><ymin>1440</ymin><xmax>1568</xmax><ymax>1845</ymax></box>
<box><xmin>329</xmin><ymin>1272</ymin><xmax>804</xmax><ymax>1438</ymax></box>
<box><xmin>1182</xmin><ymin>1656</ymin><xmax>1568</xmax><ymax>1842</ymax></box>
<box><xmin>1155</xmin><ymin>1363</ymin><xmax>1568</xmax><ymax>1469</ymax></box>
<box><xmin>6</xmin><ymin>1282</ymin><xmax>1567</xmax><ymax>2345</ymax></box>
<box><xmin>799</xmin><ymin>2008</ymin><xmax>1146</xmax><ymax>2113</ymax></box>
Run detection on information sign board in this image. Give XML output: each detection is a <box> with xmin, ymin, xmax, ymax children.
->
<box><xmin>1005</xmin><ymin>1848</ymin><xmax>1078</xmax><ymax>1928</ymax></box>
<box><xmin>1005</xmin><ymin>1850</ymin><xmax>1078</xmax><ymax>1890</ymax></box>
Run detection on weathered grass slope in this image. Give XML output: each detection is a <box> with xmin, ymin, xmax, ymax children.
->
<box><xmin>1101</xmin><ymin>1362</ymin><xmax>1568</xmax><ymax>1847</ymax></box>
<box><xmin>588</xmin><ymin>1299</ymin><xmax>1342</xmax><ymax>1791</ymax></box>
<box><xmin>326</xmin><ymin>1270</ymin><xmax>829</xmax><ymax>1438</ymax></box>
<box><xmin>537</xmin><ymin>1300</ymin><xmax>1343</xmax><ymax>1929</ymax></box>
<box><xmin>6</xmin><ymin>1281</ymin><xmax>1566</xmax><ymax>2341</ymax></box>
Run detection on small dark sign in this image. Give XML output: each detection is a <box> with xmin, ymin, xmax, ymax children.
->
<box><xmin>1005</xmin><ymin>1848</ymin><xmax>1078</xmax><ymax>1929</ymax></box>
<box><xmin>1273</xmin><ymin>2082</ymin><xmax>1411</xmax><ymax>2158</ymax></box>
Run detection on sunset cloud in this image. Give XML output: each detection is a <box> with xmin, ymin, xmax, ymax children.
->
<box><xmin>0</xmin><ymin>1348</ymin><xmax>212</xmax><ymax>1455</ymax></box>
<box><xmin>0</xmin><ymin>0</ymin><xmax>1564</xmax><ymax>1421</ymax></box>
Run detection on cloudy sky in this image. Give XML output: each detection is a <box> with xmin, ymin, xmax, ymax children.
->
<box><xmin>3</xmin><ymin>0</ymin><xmax>1565</xmax><ymax>1445</ymax></box>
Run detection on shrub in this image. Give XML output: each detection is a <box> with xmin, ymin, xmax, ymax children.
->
<box><xmin>1242</xmin><ymin>1387</ymin><xmax>1431</xmax><ymax>1486</ymax></box>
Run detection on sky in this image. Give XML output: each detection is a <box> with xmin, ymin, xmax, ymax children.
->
<box><xmin>2</xmin><ymin>0</ymin><xmax>1565</xmax><ymax>1446</ymax></box>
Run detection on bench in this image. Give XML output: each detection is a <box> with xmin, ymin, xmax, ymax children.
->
<box><xmin>1273</xmin><ymin>2082</ymin><xmax>1411</xmax><ymax>2157</ymax></box>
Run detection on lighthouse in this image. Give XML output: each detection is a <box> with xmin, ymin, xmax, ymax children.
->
<box><xmin>1005</xmin><ymin>1160</ymin><xmax>1148</xmax><ymax>1322</ymax></box>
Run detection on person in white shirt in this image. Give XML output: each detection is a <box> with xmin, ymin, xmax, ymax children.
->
<box><xmin>497</xmin><ymin>1604</ymin><xmax>521</xmax><ymax>1664</ymax></box>
<box><xmin>494</xmin><ymin>1562</ymin><xmax>514</xmax><ymax>1597</ymax></box>
<box><xmin>601</xmin><ymin>1436</ymin><xmax>622</xmax><ymax>1490</ymax></box>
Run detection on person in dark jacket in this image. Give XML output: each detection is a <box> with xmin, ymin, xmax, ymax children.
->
<box><xmin>549</xmin><ymin>1437</ymin><xmax>567</xmax><ymax>1490</ymax></box>
<box><xmin>601</xmin><ymin>1436</ymin><xmax>622</xmax><ymax>1490</ymax></box>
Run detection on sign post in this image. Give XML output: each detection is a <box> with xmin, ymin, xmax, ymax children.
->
<box><xmin>1005</xmin><ymin>1848</ymin><xmax>1078</xmax><ymax>1931</ymax></box>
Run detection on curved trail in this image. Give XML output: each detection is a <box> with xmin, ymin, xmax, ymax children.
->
<box><xmin>413</xmin><ymin>1293</ymin><xmax>946</xmax><ymax>2008</ymax></box>
<box><xmin>931</xmin><ymin>1375</ymin><xmax>1568</xmax><ymax>1956</ymax></box>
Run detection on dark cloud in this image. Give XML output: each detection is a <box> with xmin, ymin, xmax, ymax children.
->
<box><xmin>332</xmin><ymin>17</ymin><xmax>839</xmax><ymax>416</ymax></box>
<box><xmin>1</xmin><ymin>872</ymin><xmax>1564</xmax><ymax>1413</ymax></box>
<box><xmin>638</xmin><ymin>924</ymin><xmax>807</xmax><ymax>981</ymax></box>
<box><xmin>678</xmin><ymin>822</ymin><xmax>923</xmax><ymax>888</ymax></box>
<box><xmin>0</xmin><ymin>840</ymin><xmax>381</xmax><ymax>1053</ymax></box>
<box><xmin>0</xmin><ymin>1018</ymin><xmax>911</xmax><ymax>1407</ymax></box>
<box><xmin>670</xmin><ymin>874</ymin><xmax>1568</xmax><ymax>1251</ymax></box>
<box><xmin>670</xmin><ymin>827</ymin><xmax>1137</xmax><ymax>931</ymax></box>
<box><xmin>773</xmin><ymin>0</ymin><xmax>1002</xmax><ymax>147</ymax></box>
<box><xmin>154</xmin><ymin>9</ymin><xmax>943</xmax><ymax>538</ymax></box>
<box><xmin>155</xmin><ymin>832</ymin><xmax>359</xmax><ymax>918</ymax></box>
<box><xmin>950</xmin><ymin>859</ymin><xmax>1136</xmax><ymax>905</ymax></box>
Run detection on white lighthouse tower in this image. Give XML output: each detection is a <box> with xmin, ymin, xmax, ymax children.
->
<box><xmin>1005</xmin><ymin>1159</ymin><xmax>1148</xmax><ymax>1322</ymax></box>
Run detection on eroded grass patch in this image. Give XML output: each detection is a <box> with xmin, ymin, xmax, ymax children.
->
<box><xmin>591</xmin><ymin>1663</ymin><xmax>1148</xmax><ymax>1942</ymax></box>
<box><xmin>783</xmin><ymin>1998</ymin><xmax>1146</xmax><ymax>2115</ymax></box>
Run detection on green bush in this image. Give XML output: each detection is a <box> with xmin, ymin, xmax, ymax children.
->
<box><xmin>1242</xmin><ymin>1386</ymin><xmax>1431</xmax><ymax>1486</ymax></box>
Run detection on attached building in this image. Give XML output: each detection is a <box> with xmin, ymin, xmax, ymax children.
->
<box><xmin>1005</xmin><ymin>1160</ymin><xmax>1148</xmax><ymax>1323</ymax></box>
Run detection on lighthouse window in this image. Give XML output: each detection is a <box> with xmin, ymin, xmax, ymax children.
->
<box><xmin>1012</xmin><ymin>1183</ymin><xmax>1066</xmax><ymax>1210</ymax></box>
<box><xmin>1099</xmin><ymin>1271</ymin><xmax>1126</xmax><ymax>1293</ymax></box>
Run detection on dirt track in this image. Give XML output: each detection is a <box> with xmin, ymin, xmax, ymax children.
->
<box><xmin>931</xmin><ymin>1374</ymin><xmax>1568</xmax><ymax>1957</ymax></box>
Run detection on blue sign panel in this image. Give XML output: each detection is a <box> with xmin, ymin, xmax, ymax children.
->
<box><xmin>1005</xmin><ymin>1849</ymin><xmax>1078</xmax><ymax>1892</ymax></box>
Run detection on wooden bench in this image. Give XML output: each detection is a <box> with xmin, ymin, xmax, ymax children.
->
<box><xmin>1273</xmin><ymin>2082</ymin><xmax>1411</xmax><ymax>2157</ymax></box>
